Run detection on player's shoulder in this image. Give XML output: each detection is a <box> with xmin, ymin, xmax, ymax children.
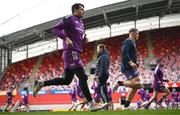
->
<box><xmin>63</xmin><ymin>15</ymin><xmax>74</xmax><ymax>21</ymax></box>
<box><xmin>123</xmin><ymin>38</ymin><xmax>133</xmax><ymax>44</ymax></box>
<box><xmin>103</xmin><ymin>54</ymin><xmax>110</xmax><ymax>61</ymax></box>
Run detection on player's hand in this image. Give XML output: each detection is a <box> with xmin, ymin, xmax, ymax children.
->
<box><xmin>129</xmin><ymin>60</ymin><xmax>138</xmax><ymax>69</ymax></box>
<box><xmin>65</xmin><ymin>37</ymin><xmax>73</xmax><ymax>46</ymax></box>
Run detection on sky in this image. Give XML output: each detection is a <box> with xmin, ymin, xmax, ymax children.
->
<box><xmin>0</xmin><ymin>0</ymin><xmax>127</xmax><ymax>37</ymax></box>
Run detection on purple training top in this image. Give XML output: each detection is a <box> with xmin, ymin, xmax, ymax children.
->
<box><xmin>138</xmin><ymin>88</ymin><xmax>146</xmax><ymax>101</ymax></box>
<box><xmin>153</xmin><ymin>65</ymin><xmax>164</xmax><ymax>90</ymax></box>
<box><xmin>171</xmin><ymin>91</ymin><xmax>179</xmax><ymax>102</ymax></box>
<box><xmin>52</xmin><ymin>15</ymin><xmax>85</xmax><ymax>52</ymax></box>
<box><xmin>22</xmin><ymin>91</ymin><xmax>28</xmax><ymax>105</ymax></box>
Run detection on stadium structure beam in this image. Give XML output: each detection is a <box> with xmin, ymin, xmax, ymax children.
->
<box><xmin>134</xmin><ymin>0</ymin><xmax>139</xmax><ymax>28</ymax></box>
<box><xmin>102</xmin><ymin>10</ymin><xmax>111</xmax><ymax>37</ymax></box>
<box><xmin>103</xmin><ymin>10</ymin><xmax>109</xmax><ymax>26</ymax></box>
<box><xmin>168</xmin><ymin>0</ymin><xmax>173</xmax><ymax>9</ymax></box>
<box><xmin>0</xmin><ymin>40</ymin><xmax>11</xmax><ymax>50</ymax></box>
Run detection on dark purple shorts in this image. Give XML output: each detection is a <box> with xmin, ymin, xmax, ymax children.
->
<box><xmin>7</xmin><ymin>100</ymin><xmax>12</xmax><ymax>104</ymax></box>
<box><xmin>62</xmin><ymin>50</ymin><xmax>83</xmax><ymax>69</ymax></box>
<box><xmin>123</xmin><ymin>69</ymin><xmax>139</xmax><ymax>80</ymax></box>
<box><xmin>153</xmin><ymin>84</ymin><xmax>165</xmax><ymax>91</ymax></box>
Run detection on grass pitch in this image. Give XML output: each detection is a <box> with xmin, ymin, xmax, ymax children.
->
<box><xmin>0</xmin><ymin>109</ymin><xmax>180</xmax><ymax>115</ymax></box>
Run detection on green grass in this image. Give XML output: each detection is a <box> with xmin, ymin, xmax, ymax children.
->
<box><xmin>0</xmin><ymin>109</ymin><xmax>180</xmax><ymax>115</ymax></box>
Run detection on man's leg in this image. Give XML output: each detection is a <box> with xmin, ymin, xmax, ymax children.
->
<box><xmin>123</xmin><ymin>77</ymin><xmax>142</xmax><ymax>108</ymax></box>
<box><xmin>74</xmin><ymin>67</ymin><xmax>92</xmax><ymax>103</ymax></box>
<box><xmin>74</xmin><ymin>98</ymin><xmax>87</xmax><ymax>111</ymax></box>
<box><xmin>3</xmin><ymin>104</ymin><xmax>9</xmax><ymax>112</ymax></box>
<box><xmin>119</xmin><ymin>77</ymin><xmax>142</xmax><ymax>89</ymax></box>
<box><xmin>96</xmin><ymin>76</ymin><xmax>110</xmax><ymax>110</ymax></box>
<box><xmin>109</xmin><ymin>101</ymin><xmax>114</xmax><ymax>110</ymax></box>
<box><xmin>75</xmin><ymin>67</ymin><xmax>110</xmax><ymax>111</ymax></box>
<box><xmin>124</xmin><ymin>88</ymin><xmax>137</xmax><ymax>108</ymax></box>
<box><xmin>44</xmin><ymin>68</ymin><xmax>74</xmax><ymax>86</ymax></box>
<box><xmin>33</xmin><ymin>68</ymin><xmax>74</xmax><ymax>96</ymax></box>
<box><xmin>113</xmin><ymin>70</ymin><xmax>143</xmax><ymax>91</ymax></box>
<box><xmin>69</xmin><ymin>102</ymin><xmax>76</xmax><ymax>111</ymax></box>
<box><xmin>26</xmin><ymin>104</ymin><xmax>29</xmax><ymax>112</ymax></box>
<box><xmin>74</xmin><ymin>67</ymin><xmax>107</xmax><ymax>111</ymax></box>
<box><xmin>98</xmin><ymin>76</ymin><xmax>109</xmax><ymax>104</ymax></box>
<box><xmin>99</xmin><ymin>85</ymin><xmax>109</xmax><ymax>110</ymax></box>
<box><xmin>158</xmin><ymin>87</ymin><xmax>170</xmax><ymax>103</ymax></box>
<box><xmin>142</xmin><ymin>90</ymin><xmax>158</xmax><ymax>109</ymax></box>
<box><xmin>99</xmin><ymin>85</ymin><xmax>109</xmax><ymax>103</ymax></box>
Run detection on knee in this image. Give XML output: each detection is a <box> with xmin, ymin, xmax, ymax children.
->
<box><xmin>164</xmin><ymin>88</ymin><xmax>170</xmax><ymax>95</ymax></box>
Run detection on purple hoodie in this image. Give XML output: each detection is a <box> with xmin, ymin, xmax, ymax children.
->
<box><xmin>52</xmin><ymin>15</ymin><xmax>84</xmax><ymax>52</ymax></box>
<box><xmin>153</xmin><ymin>66</ymin><xmax>164</xmax><ymax>89</ymax></box>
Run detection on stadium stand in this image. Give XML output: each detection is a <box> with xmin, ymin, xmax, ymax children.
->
<box><xmin>0</xmin><ymin>26</ymin><xmax>179</xmax><ymax>110</ymax></box>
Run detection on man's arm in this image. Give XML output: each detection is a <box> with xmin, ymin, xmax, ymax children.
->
<box><xmin>52</xmin><ymin>18</ymin><xmax>73</xmax><ymax>46</ymax></box>
<box><xmin>98</xmin><ymin>55</ymin><xmax>109</xmax><ymax>78</ymax></box>
<box><xmin>122</xmin><ymin>40</ymin><xmax>137</xmax><ymax>69</ymax></box>
<box><xmin>52</xmin><ymin>20</ymin><xmax>67</xmax><ymax>40</ymax></box>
